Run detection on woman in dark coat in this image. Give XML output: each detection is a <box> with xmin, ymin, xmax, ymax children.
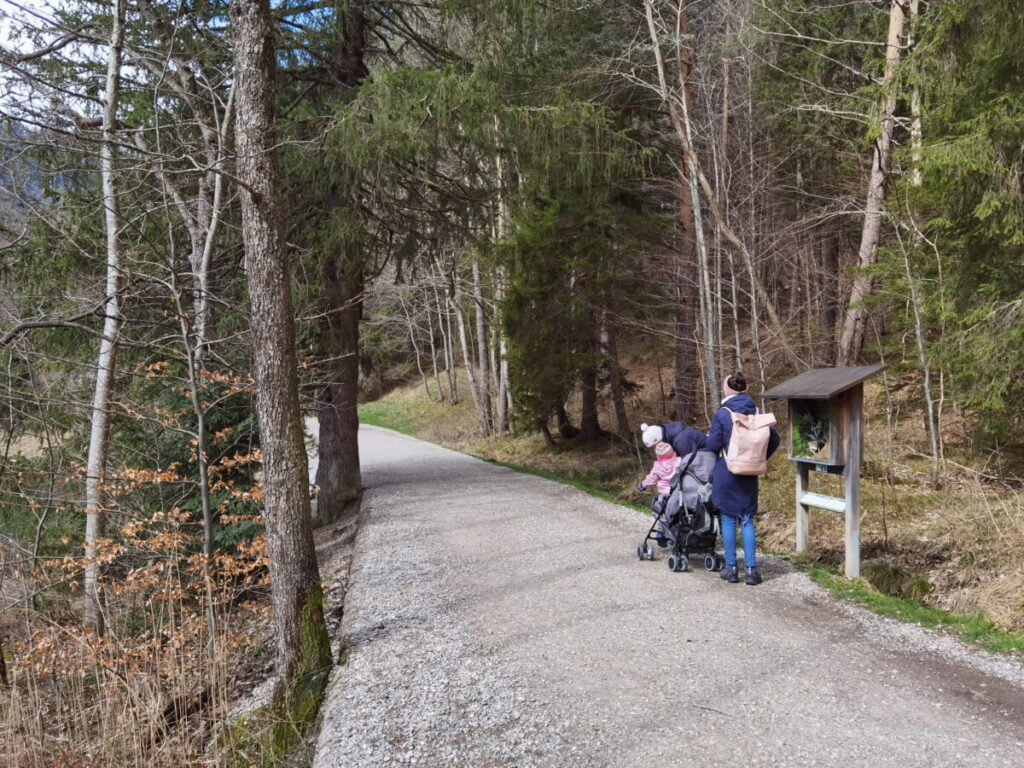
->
<box><xmin>641</xmin><ymin>421</ymin><xmax>707</xmax><ymax>457</ymax></box>
<box><xmin>704</xmin><ymin>372</ymin><xmax>780</xmax><ymax>585</ymax></box>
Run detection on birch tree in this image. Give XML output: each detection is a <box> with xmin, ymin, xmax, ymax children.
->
<box><xmin>83</xmin><ymin>0</ymin><xmax>126</xmax><ymax>635</ymax></box>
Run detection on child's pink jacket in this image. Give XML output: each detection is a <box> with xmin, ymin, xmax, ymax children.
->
<box><xmin>643</xmin><ymin>454</ymin><xmax>682</xmax><ymax>494</ymax></box>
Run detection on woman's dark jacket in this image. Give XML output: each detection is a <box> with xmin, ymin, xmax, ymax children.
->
<box><xmin>704</xmin><ymin>393</ymin><xmax>780</xmax><ymax>517</ymax></box>
<box><xmin>662</xmin><ymin>422</ymin><xmax>707</xmax><ymax>457</ymax></box>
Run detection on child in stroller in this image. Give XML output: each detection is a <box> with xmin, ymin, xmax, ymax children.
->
<box><xmin>636</xmin><ymin>449</ymin><xmax>726</xmax><ymax>573</ymax></box>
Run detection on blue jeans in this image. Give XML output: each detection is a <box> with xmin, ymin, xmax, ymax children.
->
<box><xmin>720</xmin><ymin>512</ymin><xmax>757</xmax><ymax>568</ymax></box>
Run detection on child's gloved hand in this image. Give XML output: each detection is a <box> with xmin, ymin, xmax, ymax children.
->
<box><xmin>635</xmin><ymin>482</ymin><xmax>647</xmax><ymax>492</ymax></box>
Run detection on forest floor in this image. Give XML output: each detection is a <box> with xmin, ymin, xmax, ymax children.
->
<box><xmin>0</xmin><ymin>420</ymin><xmax>358</xmax><ymax>768</ymax></box>
<box><xmin>359</xmin><ymin>368</ymin><xmax>1024</xmax><ymax>645</ymax></box>
<box><xmin>311</xmin><ymin>424</ymin><xmax>1024</xmax><ymax>766</ymax></box>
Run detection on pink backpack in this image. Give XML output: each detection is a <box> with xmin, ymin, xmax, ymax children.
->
<box><xmin>723</xmin><ymin>408</ymin><xmax>777</xmax><ymax>476</ymax></box>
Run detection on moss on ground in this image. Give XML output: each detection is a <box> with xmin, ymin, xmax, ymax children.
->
<box><xmin>219</xmin><ymin>588</ymin><xmax>333</xmax><ymax>766</ymax></box>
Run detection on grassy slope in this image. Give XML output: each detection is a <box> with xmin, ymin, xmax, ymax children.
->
<box><xmin>359</xmin><ymin>372</ymin><xmax>1024</xmax><ymax>658</ymax></box>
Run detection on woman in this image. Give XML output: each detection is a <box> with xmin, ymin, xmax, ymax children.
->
<box><xmin>704</xmin><ymin>372</ymin><xmax>780</xmax><ymax>585</ymax></box>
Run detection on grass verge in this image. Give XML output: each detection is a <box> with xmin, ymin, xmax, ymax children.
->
<box><xmin>809</xmin><ymin>566</ymin><xmax>1024</xmax><ymax>657</ymax></box>
<box><xmin>358</xmin><ymin>400</ymin><xmax>425</xmax><ymax>435</ymax></box>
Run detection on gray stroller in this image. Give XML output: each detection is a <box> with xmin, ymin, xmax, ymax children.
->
<box><xmin>636</xmin><ymin>450</ymin><xmax>725</xmax><ymax>573</ymax></box>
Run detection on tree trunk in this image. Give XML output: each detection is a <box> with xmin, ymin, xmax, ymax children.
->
<box><xmin>908</xmin><ymin>0</ymin><xmax>923</xmax><ymax>188</ymax></box>
<box><xmin>670</xmin><ymin>15</ymin><xmax>700</xmax><ymax>426</ymax></box>
<box><xmin>434</xmin><ymin>282</ymin><xmax>455</xmax><ymax>402</ymax></box>
<box><xmin>578</xmin><ymin>362</ymin><xmax>600</xmax><ymax>441</ymax></box>
<box><xmin>492</xmin><ymin>118</ymin><xmax>512</xmax><ymax>433</ymax></box>
<box><xmin>820</xmin><ymin>232</ymin><xmax>839</xmax><ymax>363</ymax></box>
<box><xmin>315</xmin><ymin>258</ymin><xmax>363</xmax><ymax>524</ymax></box>
<box><xmin>312</xmin><ymin>1</ymin><xmax>368</xmax><ymax>526</ymax></box>
<box><xmin>453</xmin><ymin>290</ymin><xmax>485</xmax><ymax>427</ymax></box>
<box><xmin>494</xmin><ymin>272</ymin><xmax>511</xmax><ymax>434</ymax></box>
<box><xmin>905</xmin><ymin>0</ymin><xmax>939</xmax><ymax>486</ymax></box>
<box><xmin>497</xmin><ymin>333</ymin><xmax>511</xmax><ymax>432</ymax></box>
<box><xmin>673</xmin><ymin>0</ymin><xmax>717</xmax><ymax>403</ymax></box>
<box><xmin>231</xmin><ymin>0</ymin><xmax>330</xmax><ymax>687</ymax></box>
<box><xmin>600</xmin><ymin>309</ymin><xmax>632</xmax><ymax>441</ymax></box>
<box><xmin>673</xmin><ymin>220</ymin><xmax>699</xmax><ymax>424</ymax></box>
<box><xmin>555</xmin><ymin>401</ymin><xmax>578</xmax><ymax>438</ymax></box>
<box><xmin>899</xmin><ymin>234</ymin><xmax>940</xmax><ymax>488</ymax></box>
<box><xmin>472</xmin><ymin>259</ymin><xmax>493</xmax><ymax>434</ymax></box>
<box><xmin>83</xmin><ymin>0</ymin><xmax>125</xmax><ymax>635</ymax></box>
<box><xmin>423</xmin><ymin>296</ymin><xmax>444</xmax><ymax>401</ymax></box>
<box><xmin>838</xmin><ymin>0</ymin><xmax>906</xmax><ymax>365</ymax></box>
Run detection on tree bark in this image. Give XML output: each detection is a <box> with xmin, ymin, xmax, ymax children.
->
<box><xmin>555</xmin><ymin>401</ymin><xmax>578</xmax><ymax>438</ymax></box>
<box><xmin>313</xmin><ymin>1</ymin><xmax>368</xmax><ymax>525</ymax></box>
<box><xmin>434</xmin><ymin>281</ymin><xmax>458</xmax><ymax>402</ymax></box>
<box><xmin>673</xmin><ymin>206</ymin><xmax>699</xmax><ymax>424</ymax></box>
<box><xmin>578</xmin><ymin>362</ymin><xmax>600</xmax><ymax>441</ymax></box>
<box><xmin>673</xmin><ymin>0</ymin><xmax>717</xmax><ymax>403</ymax></box>
<box><xmin>315</xmin><ymin>257</ymin><xmax>363</xmax><ymax>524</ymax></box>
<box><xmin>83</xmin><ymin>0</ymin><xmax>125</xmax><ymax>635</ymax></box>
<box><xmin>425</xmin><ymin>297</ymin><xmax>444</xmax><ymax>401</ymax></box>
<box><xmin>472</xmin><ymin>259</ymin><xmax>493</xmax><ymax>434</ymax></box>
<box><xmin>838</xmin><ymin>0</ymin><xmax>906</xmax><ymax>365</ymax></box>
<box><xmin>600</xmin><ymin>309</ymin><xmax>632</xmax><ymax>441</ymax></box>
<box><xmin>453</xmin><ymin>289</ymin><xmax>484</xmax><ymax>425</ymax></box>
<box><xmin>231</xmin><ymin>0</ymin><xmax>330</xmax><ymax>685</ymax></box>
<box><xmin>908</xmin><ymin>0</ymin><xmax>923</xmax><ymax>188</ymax></box>
<box><xmin>820</xmin><ymin>232</ymin><xmax>839</xmax><ymax>363</ymax></box>
<box><xmin>669</xmin><ymin>5</ymin><xmax>699</xmax><ymax>425</ymax></box>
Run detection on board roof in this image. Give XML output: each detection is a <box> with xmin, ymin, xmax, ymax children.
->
<box><xmin>762</xmin><ymin>365</ymin><xmax>886</xmax><ymax>399</ymax></box>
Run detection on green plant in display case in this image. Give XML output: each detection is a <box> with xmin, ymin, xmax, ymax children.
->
<box><xmin>791</xmin><ymin>400</ymin><xmax>830</xmax><ymax>462</ymax></box>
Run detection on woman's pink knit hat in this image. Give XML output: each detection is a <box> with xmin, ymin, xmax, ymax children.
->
<box><xmin>722</xmin><ymin>375</ymin><xmax>743</xmax><ymax>397</ymax></box>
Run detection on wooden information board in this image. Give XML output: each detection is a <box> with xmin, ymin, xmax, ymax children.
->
<box><xmin>763</xmin><ymin>365</ymin><xmax>883</xmax><ymax>579</ymax></box>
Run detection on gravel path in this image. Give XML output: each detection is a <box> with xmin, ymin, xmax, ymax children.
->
<box><xmin>312</xmin><ymin>425</ymin><xmax>1024</xmax><ymax>768</ymax></box>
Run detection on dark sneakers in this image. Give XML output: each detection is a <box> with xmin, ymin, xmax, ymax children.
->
<box><xmin>720</xmin><ymin>565</ymin><xmax>739</xmax><ymax>583</ymax></box>
<box><xmin>745</xmin><ymin>566</ymin><xmax>763</xmax><ymax>586</ymax></box>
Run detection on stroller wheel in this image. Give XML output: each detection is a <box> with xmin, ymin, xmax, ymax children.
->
<box><xmin>714</xmin><ymin>555</ymin><xmax>725</xmax><ymax>572</ymax></box>
<box><xmin>668</xmin><ymin>554</ymin><xmax>688</xmax><ymax>572</ymax></box>
<box><xmin>704</xmin><ymin>554</ymin><xmax>717</xmax><ymax>572</ymax></box>
<box><xmin>636</xmin><ymin>544</ymin><xmax>645</xmax><ymax>560</ymax></box>
<box><xmin>644</xmin><ymin>544</ymin><xmax>654</xmax><ymax>560</ymax></box>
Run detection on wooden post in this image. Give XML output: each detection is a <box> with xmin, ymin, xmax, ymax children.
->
<box><xmin>844</xmin><ymin>384</ymin><xmax>863</xmax><ymax>578</ymax></box>
<box><xmin>795</xmin><ymin>461</ymin><xmax>810</xmax><ymax>554</ymax></box>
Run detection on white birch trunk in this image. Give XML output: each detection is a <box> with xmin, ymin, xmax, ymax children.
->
<box><xmin>83</xmin><ymin>0</ymin><xmax>125</xmax><ymax>635</ymax></box>
<box><xmin>908</xmin><ymin>0</ymin><xmax>923</xmax><ymax>188</ymax></box>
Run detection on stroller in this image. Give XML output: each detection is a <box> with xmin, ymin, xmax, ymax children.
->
<box><xmin>636</xmin><ymin>449</ymin><xmax>725</xmax><ymax>573</ymax></box>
